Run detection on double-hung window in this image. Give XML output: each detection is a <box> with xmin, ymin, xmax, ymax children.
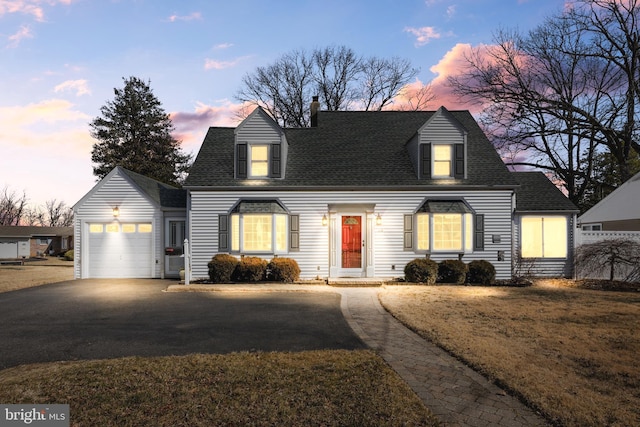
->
<box><xmin>407</xmin><ymin>200</ymin><xmax>480</xmax><ymax>253</ymax></box>
<box><xmin>420</xmin><ymin>143</ymin><xmax>465</xmax><ymax>179</ymax></box>
<box><xmin>236</xmin><ymin>142</ymin><xmax>282</xmax><ymax>179</ymax></box>
<box><xmin>432</xmin><ymin>145</ymin><xmax>452</xmax><ymax>177</ymax></box>
<box><xmin>520</xmin><ymin>216</ymin><xmax>567</xmax><ymax>258</ymax></box>
<box><xmin>249</xmin><ymin>145</ymin><xmax>269</xmax><ymax>177</ymax></box>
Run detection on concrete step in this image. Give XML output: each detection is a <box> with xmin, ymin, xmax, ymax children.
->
<box><xmin>327</xmin><ymin>278</ymin><xmax>384</xmax><ymax>287</ymax></box>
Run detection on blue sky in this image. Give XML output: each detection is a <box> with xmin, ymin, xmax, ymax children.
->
<box><xmin>0</xmin><ymin>0</ymin><xmax>566</xmax><ymax>209</ymax></box>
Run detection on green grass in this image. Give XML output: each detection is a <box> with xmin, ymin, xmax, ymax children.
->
<box><xmin>0</xmin><ymin>350</ymin><xmax>439</xmax><ymax>427</ymax></box>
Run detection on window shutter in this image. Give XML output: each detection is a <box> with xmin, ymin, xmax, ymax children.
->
<box><xmin>236</xmin><ymin>143</ymin><xmax>247</xmax><ymax>178</ymax></box>
<box><xmin>289</xmin><ymin>214</ymin><xmax>300</xmax><ymax>252</ymax></box>
<box><xmin>454</xmin><ymin>144</ymin><xmax>464</xmax><ymax>179</ymax></box>
<box><xmin>218</xmin><ymin>214</ymin><xmax>229</xmax><ymax>252</ymax></box>
<box><xmin>474</xmin><ymin>214</ymin><xmax>484</xmax><ymax>250</ymax></box>
<box><xmin>403</xmin><ymin>214</ymin><xmax>414</xmax><ymax>250</ymax></box>
<box><xmin>420</xmin><ymin>144</ymin><xmax>431</xmax><ymax>178</ymax></box>
<box><xmin>270</xmin><ymin>143</ymin><xmax>281</xmax><ymax>178</ymax></box>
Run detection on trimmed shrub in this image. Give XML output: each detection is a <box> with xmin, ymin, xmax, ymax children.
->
<box><xmin>404</xmin><ymin>258</ymin><xmax>438</xmax><ymax>284</ymax></box>
<box><xmin>267</xmin><ymin>257</ymin><xmax>300</xmax><ymax>282</ymax></box>
<box><xmin>438</xmin><ymin>259</ymin><xmax>467</xmax><ymax>284</ymax></box>
<box><xmin>234</xmin><ymin>256</ymin><xmax>267</xmax><ymax>282</ymax></box>
<box><xmin>63</xmin><ymin>249</ymin><xmax>74</xmax><ymax>261</ymax></box>
<box><xmin>467</xmin><ymin>260</ymin><xmax>496</xmax><ymax>285</ymax></box>
<box><xmin>208</xmin><ymin>254</ymin><xmax>239</xmax><ymax>283</ymax></box>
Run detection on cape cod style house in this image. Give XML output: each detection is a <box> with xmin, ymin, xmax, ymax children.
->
<box><xmin>73</xmin><ymin>104</ymin><xmax>578</xmax><ymax>281</ymax></box>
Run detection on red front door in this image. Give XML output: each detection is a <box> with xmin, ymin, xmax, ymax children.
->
<box><xmin>341</xmin><ymin>216</ymin><xmax>362</xmax><ymax>269</ymax></box>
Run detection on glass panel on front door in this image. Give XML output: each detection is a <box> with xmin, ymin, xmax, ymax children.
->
<box><xmin>341</xmin><ymin>216</ymin><xmax>362</xmax><ymax>269</ymax></box>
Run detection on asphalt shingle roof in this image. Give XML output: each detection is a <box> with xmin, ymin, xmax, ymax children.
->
<box><xmin>513</xmin><ymin>171</ymin><xmax>579</xmax><ymax>212</ymax></box>
<box><xmin>185</xmin><ymin>110</ymin><xmax>518</xmax><ymax>189</ymax></box>
<box><xmin>0</xmin><ymin>226</ymin><xmax>73</xmax><ymax>238</ymax></box>
<box><xmin>118</xmin><ymin>167</ymin><xmax>186</xmax><ymax>209</ymax></box>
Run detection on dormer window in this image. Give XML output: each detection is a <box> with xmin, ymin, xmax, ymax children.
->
<box><xmin>236</xmin><ymin>142</ymin><xmax>282</xmax><ymax>179</ymax></box>
<box><xmin>250</xmin><ymin>145</ymin><xmax>269</xmax><ymax>177</ymax></box>
<box><xmin>419</xmin><ymin>143</ymin><xmax>464</xmax><ymax>179</ymax></box>
<box><xmin>433</xmin><ymin>144</ymin><xmax>452</xmax><ymax>177</ymax></box>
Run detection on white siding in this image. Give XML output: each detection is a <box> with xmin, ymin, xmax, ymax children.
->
<box><xmin>189</xmin><ymin>189</ymin><xmax>514</xmax><ymax>280</ymax></box>
<box><xmin>74</xmin><ymin>170</ymin><xmax>162</xmax><ymax>279</ymax></box>
<box><xmin>513</xmin><ymin>214</ymin><xmax>575</xmax><ymax>278</ymax></box>
<box><xmin>418</xmin><ymin>113</ymin><xmax>465</xmax><ymax>145</ymax></box>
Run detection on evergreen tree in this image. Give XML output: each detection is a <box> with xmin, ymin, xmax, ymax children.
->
<box><xmin>90</xmin><ymin>76</ymin><xmax>191</xmax><ymax>185</ymax></box>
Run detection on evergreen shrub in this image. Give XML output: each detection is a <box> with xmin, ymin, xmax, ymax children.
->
<box><xmin>467</xmin><ymin>260</ymin><xmax>496</xmax><ymax>285</ymax></box>
<box><xmin>208</xmin><ymin>254</ymin><xmax>239</xmax><ymax>283</ymax></box>
<box><xmin>267</xmin><ymin>257</ymin><xmax>301</xmax><ymax>282</ymax></box>
<box><xmin>404</xmin><ymin>258</ymin><xmax>438</xmax><ymax>284</ymax></box>
<box><xmin>438</xmin><ymin>259</ymin><xmax>467</xmax><ymax>284</ymax></box>
<box><xmin>234</xmin><ymin>256</ymin><xmax>267</xmax><ymax>282</ymax></box>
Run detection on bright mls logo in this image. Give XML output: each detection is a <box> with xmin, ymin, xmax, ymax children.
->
<box><xmin>0</xmin><ymin>405</ymin><xmax>69</xmax><ymax>427</ymax></box>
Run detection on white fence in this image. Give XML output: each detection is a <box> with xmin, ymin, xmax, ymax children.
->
<box><xmin>575</xmin><ymin>231</ymin><xmax>640</xmax><ymax>280</ymax></box>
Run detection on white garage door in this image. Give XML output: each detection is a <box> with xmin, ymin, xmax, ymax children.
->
<box><xmin>88</xmin><ymin>223</ymin><xmax>153</xmax><ymax>278</ymax></box>
<box><xmin>0</xmin><ymin>241</ymin><xmax>18</xmax><ymax>259</ymax></box>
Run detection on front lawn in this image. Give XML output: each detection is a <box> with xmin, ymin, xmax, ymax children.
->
<box><xmin>0</xmin><ymin>350</ymin><xmax>438</xmax><ymax>427</ymax></box>
<box><xmin>379</xmin><ymin>283</ymin><xmax>640</xmax><ymax>427</ymax></box>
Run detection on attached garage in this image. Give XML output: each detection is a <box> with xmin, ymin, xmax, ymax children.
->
<box><xmin>73</xmin><ymin>167</ymin><xmax>186</xmax><ymax>279</ymax></box>
<box><xmin>87</xmin><ymin>223</ymin><xmax>153</xmax><ymax>278</ymax></box>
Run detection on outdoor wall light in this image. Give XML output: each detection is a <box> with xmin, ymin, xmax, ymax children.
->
<box><xmin>322</xmin><ymin>214</ymin><xmax>328</xmax><ymax>226</ymax></box>
<box><xmin>376</xmin><ymin>213</ymin><xmax>382</xmax><ymax>226</ymax></box>
<box><xmin>112</xmin><ymin>206</ymin><xmax>120</xmax><ymax>218</ymax></box>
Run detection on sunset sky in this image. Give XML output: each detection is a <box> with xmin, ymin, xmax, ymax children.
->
<box><xmin>0</xmin><ymin>0</ymin><xmax>566</xmax><ymax>209</ymax></box>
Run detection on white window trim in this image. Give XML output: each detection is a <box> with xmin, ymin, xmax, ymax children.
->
<box><xmin>249</xmin><ymin>144</ymin><xmax>269</xmax><ymax>178</ymax></box>
<box><xmin>230</xmin><ymin>213</ymin><xmax>288</xmax><ymax>254</ymax></box>
<box><xmin>432</xmin><ymin>143</ymin><xmax>453</xmax><ymax>179</ymax></box>
<box><xmin>416</xmin><ymin>212</ymin><xmax>473</xmax><ymax>253</ymax></box>
<box><xmin>520</xmin><ymin>216</ymin><xmax>568</xmax><ymax>259</ymax></box>
<box><xmin>581</xmin><ymin>223</ymin><xmax>602</xmax><ymax>231</ymax></box>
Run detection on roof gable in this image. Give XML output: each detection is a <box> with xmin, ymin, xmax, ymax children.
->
<box><xmin>417</xmin><ymin>106</ymin><xmax>467</xmax><ymax>138</ymax></box>
<box><xmin>74</xmin><ymin>167</ymin><xmax>186</xmax><ymax>210</ymax></box>
<box><xmin>579</xmin><ymin>171</ymin><xmax>640</xmax><ymax>223</ymax></box>
<box><xmin>235</xmin><ymin>106</ymin><xmax>285</xmax><ymax>139</ymax></box>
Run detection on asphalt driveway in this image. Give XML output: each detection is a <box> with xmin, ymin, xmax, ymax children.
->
<box><xmin>0</xmin><ymin>280</ymin><xmax>366</xmax><ymax>369</ymax></box>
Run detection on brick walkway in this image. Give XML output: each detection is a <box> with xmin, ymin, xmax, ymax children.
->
<box><xmin>337</xmin><ymin>288</ymin><xmax>548</xmax><ymax>427</ymax></box>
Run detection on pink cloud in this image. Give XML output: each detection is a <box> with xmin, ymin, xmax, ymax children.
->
<box><xmin>404</xmin><ymin>26</ymin><xmax>441</xmax><ymax>46</ymax></box>
<box><xmin>170</xmin><ymin>101</ymin><xmax>248</xmax><ymax>151</ymax></box>
<box><xmin>0</xmin><ymin>0</ymin><xmax>73</xmax><ymax>21</ymax></box>
<box><xmin>426</xmin><ymin>42</ymin><xmax>513</xmax><ymax>113</ymax></box>
<box><xmin>204</xmin><ymin>56</ymin><xmax>250</xmax><ymax>70</ymax></box>
<box><xmin>385</xmin><ymin>79</ymin><xmax>435</xmax><ymax>111</ymax></box>
<box><xmin>54</xmin><ymin>79</ymin><xmax>91</xmax><ymax>96</ymax></box>
<box><xmin>167</xmin><ymin>12</ymin><xmax>202</xmax><ymax>22</ymax></box>
<box><xmin>6</xmin><ymin>25</ymin><xmax>33</xmax><ymax>48</ymax></box>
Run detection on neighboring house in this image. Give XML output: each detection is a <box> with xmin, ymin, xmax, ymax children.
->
<box><xmin>578</xmin><ymin>171</ymin><xmax>640</xmax><ymax>231</ymax></box>
<box><xmin>73</xmin><ymin>167</ymin><xmax>186</xmax><ymax>279</ymax></box>
<box><xmin>182</xmin><ymin>105</ymin><xmax>578</xmax><ymax>281</ymax></box>
<box><xmin>0</xmin><ymin>226</ymin><xmax>73</xmax><ymax>259</ymax></box>
<box><xmin>73</xmin><ymin>105</ymin><xmax>578</xmax><ymax>281</ymax></box>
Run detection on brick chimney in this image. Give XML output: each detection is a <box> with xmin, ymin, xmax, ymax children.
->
<box><xmin>310</xmin><ymin>95</ymin><xmax>320</xmax><ymax>127</ymax></box>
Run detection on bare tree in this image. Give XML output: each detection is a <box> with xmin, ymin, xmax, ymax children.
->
<box><xmin>359</xmin><ymin>56</ymin><xmax>418</xmax><ymax>111</ymax></box>
<box><xmin>449</xmin><ymin>0</ymin><xmax>640</xmax><ymax>210</ymax></box>
<box><xmin>393</xmin><ymin>81</ymin><xmax>436</xmax><ymax>111</ymax></box>
<box><xmin>0</xmin><ymin>186</ymin><xmax>28</xmax><ymax>226</ymax></box>
<box><xmin>575</xmin><ymin>239</ymin><xmax>640</xmax><ymax>281</ymax></box>
<box><xmin>43</xmin><ymin>199</ymin><xmax>74</xmax><ymax>227</ymax></box>
<box><xmin>236</xmin><ymin>46</ymin><xmax>420</xmax><ymax>127</ymax></box>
